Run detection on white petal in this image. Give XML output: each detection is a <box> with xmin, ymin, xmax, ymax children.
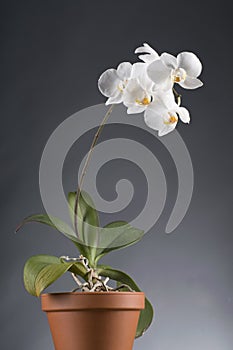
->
<box><xmin>144</xmin><ymin>101</ymin><xmax>178</xmax><ymax>136</ymax></box>
<box><xmin>131</xmin><ymin>63</ymin><xmax>153</xmax><ymax>91</ymax></box>
<box><xmin>177</xmin><ymin>52</ymin><xmax>202</xmax><ymax>78</ymax></box>
<box><xmin>179</xmin><ymin>76</ymin><xmax>203</xmax><ymax>89</ymax></box>
<box><xmin>135</xmin><ymin>43</ymin><xmax>159</xmax><ymax>57</ymax></box>
<box><xmin>105</xmin><ymin>92</ymin><xmax>123</xmax><ymax>105</ymax></box>
<box><xmin>157</xmin><ymin>89</ymin><xmax>176</xmax><ymax>109</ymax></box>
<box><xmin>144</xmin><ymin>108</ymin><xmax>164</xmax><ymax>131</ymax></box>
<box><xmin>158</xmin><ymin>123</ymin><xmax>177</xmax><ymax>136</ymax></box>
<box><xmin>135</xmin><ymin>43</ymin><xmax>160</xmax><ymax>63</ymax></box>
<box><xmin>147</xmin><ymin>59</ymin><xmax>172</xmax><ymax>88</ymax></box>
<box><xmin>123</xmin><ymin>79</ymin><xmax>144</xmax><ymax>103</ymax></box>
<box><xmin>161</xmin><ymin>52</ymin><xmax>177</xmax><ymax>69</ymax></box>
<box><xmin>131</xmin><ymin>62</ymin><xmax>145</xmax><ymax>79</ymax></box>
<box><xmin>138</xmin><ymin>54</ymin><xmax>159</xmax><ymax>63</ymax></box>
<box><xmin>98</xmin><ymin>69</ymin><xmax>120</xmax><ymax>97</ymax></box>
<box><xmin>177</xmin><ymin>106</ymin><xmax>190</xmax><ymax>123</ymax></box>
<box><xmin>135</xmin><ymin>43</ymin><xmax>158</xmax><ymax>55</ymax></box>
<box><xmin>160</xmin><ymin>77</ymin><xmax>174</xmax><ymax>91</ymax></box>
<box><xmin>140</xmin><ymin>74</ymin><xmax>154</xmax><ymax>91</ymax></box>
<box><xmin>127</xmin><ymin>105</ymin><xmax>146</xmax><ymax>114</ymax></box>
<box><xmin>135</xmin><ymin>44</ymin><xmax>148</xmax><ymax>54</ymax></box>
<box><xmin>117</xmin><ymin>62</ymin><xmax>132</xmax><ymax>80</ymax></box>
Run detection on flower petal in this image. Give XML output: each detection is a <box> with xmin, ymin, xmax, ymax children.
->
<box><xmin>179</xmin><ymin>76</ymin><xmax>203</xmax><ymax>89</ymax></box>
<box><xmin>156</xmin><ymin>89</ymin><xmax>176</xmax><ymax>109</ymax></box>
<box><xmin>135</xmin><ymin>43</ymin><xmax>159</xmax><ymax>63</ymax></box>
<box><xmin>147</xmin><ymin>59</ymin><xmax>172</xmax><ymax>89</ymax></box>
<box><xmin>144</xmin><ymin>101</ymin><xmax>178</xmax><ymax>136</ymax></box>
<box><xmin>132</xmin><ymin>62</ymin><xmax>154</xmax><ymax>91</ymax></box>
<box><xmin>144</xmin><ymin>107</ymin><xmax>165</xmax><ymax>131</ymax></box>
<box><xmin>105</xmin><ymin>92</ymin><xmax>123</xmax><ymax>105</ymax></box>
<box><xmin>158</xmin><ymin>123</ymin><xmax>177</xmax><ymax>136</ymax></box>
<box><xmin>138</xmin><ymin>54</ymin><xmax>158</xmax><ymax>63</ymax></box>
<box><xmin>161</xmin><ymin>52</ymin><xmax>177</xmax><ymax>69</ymax></box>
<box><xmin>117</xmin><ymin>62</ymin><xmax>132</xmax><ymax>80</ymax></box>
<box><xmin>98</xmin><ymin>69</ymin><xmax>120</xmax><ymax>97</ymax></box>
<box><xmin>177</xmin><ymin>106</ymin><xmax>190</xmax><ymax>123</ymax></box>
<box><xmin>135</xmin><ymin>43</ymin><xmax>158</xmax><ymax>55</ymax></box>
<box><xmin>131</xmin><ymin>62</ymin><xmax>146</xmax><ymax>79</ymax></box>
<box><xmin>127</xmin><ymin>105</ymin><xmax>146</xmax><ymax>114</ymax></box>
<box><xmin>177</xmin><ymin>52</ymin><xmax>202</xmax><ymax>78</ymax></box>
<box><xmin>123</xmin><ymin>79</ymin><xmax>145</xmax><ymax>104</ymax></box>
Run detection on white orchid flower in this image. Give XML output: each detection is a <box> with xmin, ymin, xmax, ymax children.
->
<box><xmin>97</xmin><ymin>43</ymin><xmax>203</xmax><ymax>137</ymax></box>
<box><xmin>123</xmin><ymin>78</ymin><xmax>153</xmax><ymax>114</ymax></box>
<box><xmin>122</xmin><ymin>62</ymin><xmax>156</xmax><ymax>114</ymax></box>
<box><xmin>135</xmin><ymin>43</ymin><xmax>159</xmax><ymax>63</ymax></box>
<box><xmin>144</xmin><ymin>90</ymin><xmax>190</xmax><ymax>136</ymax></box>
<box><xmin>98</xmin><ymin>62</ymin><xmax>133</xmax><ymax>105</ymax></box>
<box><xmin>147</xmin><ymin>51</ymin><xmax>203</xmax><ymax>90</ymax></box>
<box><xmin>131</xmin><ymin>62</ymin><xmax>154</xmax><ymax>91</ymax></box>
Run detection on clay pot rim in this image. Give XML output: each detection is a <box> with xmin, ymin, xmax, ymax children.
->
<box><xmin>41</xmin><ymin>291</ymin><xmax>145</xmax><ymax>311</ymax></box>
<box><xmin>41</xmin><ymin>291</ymin><xmax>144</xmax><ymax>296</ymax></box>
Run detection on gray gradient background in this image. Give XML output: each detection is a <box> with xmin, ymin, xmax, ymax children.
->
<box><xmin>1</xmin><ymin>1</ymin><xmax>232</xmax><ymax>349</ymax></box>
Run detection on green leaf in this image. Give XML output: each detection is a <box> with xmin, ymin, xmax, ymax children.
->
<box><xmin>68</xmin><ymin>191</ymin><xmax>100</xmax><ymax>265</ymax></box>
<box><xmin>24</xmin><ymin>255</ymin><xmax>59</xmax><ymax>296</ymax></box>
<box><xmin>35</xmin><ymin>261</ymin><xmax>73</xmax><ymax>296</ymax></box>
<box><xmin>17</xmin><ymin>191</ymin><xmax>100</xmax><ymax>266</ymax></box>
<box><xmin>97</xmin><ymin>265</ymin><xmax>153</xmax><ymax>338</ymax></box>
<box><xmin>16</xmin><ymin>214</ymin><xmax>76</xmax><ymax>240</ymax></box>
<box><xmin>68</xmin><ymin>262</ymin><xmax>88</xmax><ymax>277</ymax></box>
<box><xmin>23</xmin><ymin>255</ymin><xmax>87</xmax><ymax>297</ymax></box>
<box><xmin>68</xmin><ymin>191</ymin><xmax>99</xmax><ymax>233</ymax></box>
<box><xmin>16</xmin><ymin>214</ymin><xmax>90</xmax><ymax>260</ymax></box>
<box><xmin>17</xmin><ymin>192</ymin><xmax>144</xmax><ymax>270</ymax></box>
<box><xmin>94</xmin><ymin>221</ymin><xmax>144</xmax><ymax>263</ymax></box>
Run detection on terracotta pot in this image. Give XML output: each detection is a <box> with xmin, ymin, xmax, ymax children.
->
<box><xmin>41</xmin><ymin>292</ymin><xmax>145</xmax><ymax>350</ymax></box>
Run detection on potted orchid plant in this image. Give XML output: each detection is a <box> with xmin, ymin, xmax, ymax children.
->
<box><xmin>17</xmin><ymin>43</ymin><xmax>203</xmax><ymax>350</ymax></box>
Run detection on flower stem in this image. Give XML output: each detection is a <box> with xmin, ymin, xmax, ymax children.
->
<box><xmin>74</xmin><ymin>104</ymin><xmax>114</xmax><ymax>237</ymax></box>
<box><xmin>173</xmin><ymin>88</ymin><xmax>182</xmax><ymax>106</ymax></box>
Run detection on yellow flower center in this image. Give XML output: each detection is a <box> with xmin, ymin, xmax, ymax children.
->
<box><xmin>173</xmin><ymin>76</ymin><xmax>182</xmax><ymax>83</ymax></box>
<box><xmin>164</xmin><ymin>114</ymin><xmax>178</xmax><ymax>125</ymax></box>
<box><xmin>136</xmin><ymin>97</ymin><xmax>151</xmax><ymax>105</ymax></box>
<box><xmin>169</xmin><ymin>115</ymin><xmax>178</xmax><ymax>123</ymax></box>
<box><xmin>172</xmin><ymin>68</ymin><xmax>187</xmax><ymax>83</ymax></box>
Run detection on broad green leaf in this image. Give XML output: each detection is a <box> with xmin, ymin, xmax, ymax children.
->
<box><xmin>68</xmin><ymin>262</ymin><xmax>88</xmax><ymax>277</ymax></box>
<box><xmin>94</xmin><ymin>221</ymin><xmax>144</xmax><ymax>263</ymax></box>
<box><xmin>16</xmin><ymin>214</ymin><xmax>89</xmax><ymax>259</ymax></box>
<box><xmin>68</xmin><ymin>191</ymin><xmax>98</xmax><ymax>224</ymax></box>
<box><xmin>35</xmin><ymin>261</ymin><xmax>73</xmax><ymax>296</ymax></box>
<box><xmin>16</xmin><ymin>214</ymin><xmax>76</xmax><ymax>239</ymax></box>
<box><xmin>24</xmin><ymin>255</ymin><xmax>87</xmax><ymax>297</ymax></box>
<box><xmin>24</xmin><ymin>255</ymin><xmax>60</xmax><ymax>296</ymax></box>
<box><xmin>97</xmin><ymin>265</ymin><xmax>153</xmax><ymax>338</ymax></box>
<box><xmin>68</xmin><ymin>191</ymin><xmax>100</xmax><ymax>265</ymax></box>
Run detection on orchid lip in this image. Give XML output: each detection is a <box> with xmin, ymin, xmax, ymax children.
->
<box><xmin>172</xmin><ymin>68</ymin><xmax>187</xmax><ymax>83</ymax></box>
<box><xmin>164</xmin><ymin>113</ymin><xmax>178</xmax><ymax>125</ymax></box>
<box><xmin>135</xmin><ymin>96</ymin><xmax>152</xmax><ymax>106</ymax></box>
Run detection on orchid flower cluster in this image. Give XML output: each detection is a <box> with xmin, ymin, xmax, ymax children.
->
<box><xmin>98</xmin><ymin>43</ymin><xmax>203</xmax><ymax>136</ymax></box>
